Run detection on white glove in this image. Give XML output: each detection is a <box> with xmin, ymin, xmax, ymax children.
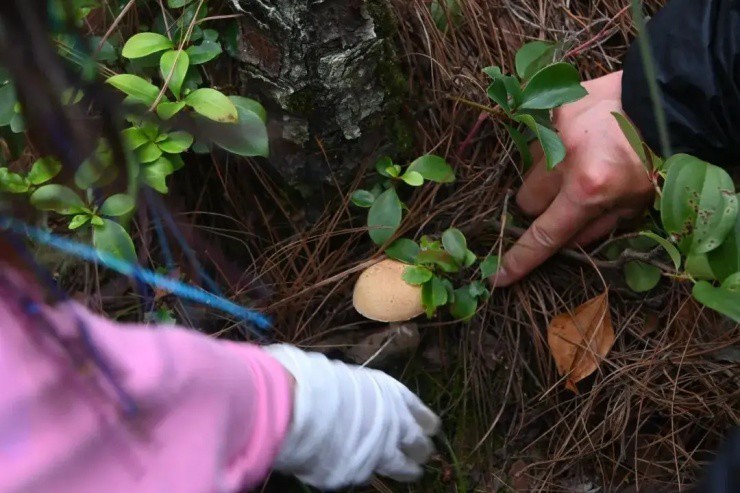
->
<box><xmin>264</xmin><ymin>344</ymin><xmax>441</xmax><ymax>491</ymax></box>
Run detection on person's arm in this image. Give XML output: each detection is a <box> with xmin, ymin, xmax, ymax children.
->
<box><xmin>621</xmin><ymin>0</ymin><xmax>740</xmax><ymax>168</ymax></box>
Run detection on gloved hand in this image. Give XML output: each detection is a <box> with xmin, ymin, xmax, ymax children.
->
<box><xmin>264</xmin><ymin>344</ymin><xmax>441</xmax><ymax>491</ymax></box>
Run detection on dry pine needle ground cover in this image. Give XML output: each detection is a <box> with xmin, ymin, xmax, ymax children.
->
<box><xmin>165</xmin><ymin>0</ymin><xmax>740</xmax><ymax>491</ymax></box>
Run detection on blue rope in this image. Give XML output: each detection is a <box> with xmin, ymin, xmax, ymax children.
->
<box><xmin>0</xmin><ymin>217</ymin><xmax>272</xmax><ymax>331</ymax></box>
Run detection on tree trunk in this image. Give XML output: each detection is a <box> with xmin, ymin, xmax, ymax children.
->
<box><xmin>230</xmin><ymin>0</ymin><xmax>411</xmax><ymax>207</ymax></box>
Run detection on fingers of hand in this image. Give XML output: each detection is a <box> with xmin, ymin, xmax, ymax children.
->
<box><xmin>516</xmin><ymin>154</ymin><xmax>562</xmax><ymax>217</ymax></box>
<box><xmin>493</xmin><ymin>193</ymin><xmax>598</xmax><ymax>287</ymax></box>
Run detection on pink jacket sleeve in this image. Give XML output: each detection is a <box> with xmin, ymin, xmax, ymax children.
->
<box><xmin>0</xmin><ymin>273</ymin><xmax>293</xmax><ymax>493</ymax></box>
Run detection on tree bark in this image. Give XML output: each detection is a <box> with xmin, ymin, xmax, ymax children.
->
<box><xmin>230</xmin><ymin>0</ymin><xmax>411</xmax><ymax>206</ymax></box>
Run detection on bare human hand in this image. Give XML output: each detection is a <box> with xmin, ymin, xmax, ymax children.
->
<box><xmin>492</xmin><ymin>71</ymin><xmax>654</xmax><ymax>287</ymax></box>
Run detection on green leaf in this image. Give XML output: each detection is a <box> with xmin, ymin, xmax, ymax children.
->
<box><xmin>513</xmin><ymin>114</ymin><xmax>565</xmax><ymax>170</ymax></box>
<box><xmin>141</xmin><ymin>157</ymin><xmax>174</xmax><ymax>194</ymax></box>
<box><xmin>430</xmin><ymin>0</ymin><xmax>462</xmax><ymax>31</ymax></box>
<box><xmin>375</xmin><ymin>157</ymin><xmax>394</xmax><ymax>177</ymax></box>
<box><xmin>515</xmin><ymin>41</ymin><xmax>558</xmax><ymax>81</ymax></box>
<box><xmin>480</xmin><ymin>255</ymin><xmax>499</xmax><ymax>278</ymax></box>
<box><xmin>75</xmin><ymin>146</ymin><xmax>118</xmax><ymax>190</ymax></box>
<box><xmin>10</xmin><ymin>113</ymin><xmax>24</xmax><ymax>133</ymax></box>
<box><xmin>450</xmin><ymin>286</ymin><xmax>477</xmax><ymax>320</ymax></box>
<box><xmin>483</xmin><ymin>66</ymin><xmax>502</xmax><ymax>80</ymax></box>
<box><xmin>519</xmin><ymin>63</ymin><xmax>588</xmax><ymax>110</ymax></box>
<box><xmin>401</xmin><ymin>170</ymin><xmax>424</xmax><ymax>187</ymax></box>
<box><xmin>692</xmin><ymin>281</ymin><xmax>740</xmax><ymax>323</ymax></box>
<box><xmin>185</xmin><ymin>88</ymin><xmax>237</xmax><ymax>123</ymax></box>
<box><xmin>122</xmin><ymin>32</ymin><xmax>173</xmax><ymax>59</ymax></box>
<box><xmin>100</xmin><ymin>194</ymin><xmax>135</xmax><ymax>217</ymax></box>
<box><xmin>0</xmin><ymin>168</ymin><xmax>29</xmax><ymax>193</ymax></box>
<box><xmin>468</xmin><ymin>280</ymin><xmax>489</xmax><ymax>299</ymax></box>
<box><xmin>61</xmin><ymin>88</ymin><xmax>84</xmax><ymax>106</ymax></box>
<box><xmin>351</xmin><ymin>190</ymin><xmax>375</xmax><ymax>208</ymax></box>
<box><xmin>442</xmin><ymin>228</ymin><xmax>467</xmax><ymax>264</ymax></box>
<box><xmin>386</xmin><ymin>165</ymin><xmax>401</xmax><ymax>178</ymax></box>
<box><xmin>136</xmin><ymin>141</ymin><xmax>163</xmax><ymax>164</ymax></box>
<box><xmin>204</xmin><ymin>108</ymin><xmax>269</xmax><ymax>158</ymax></box>
<box><xmin>89</xmin><ymin>36</ymin><xmax>117</xmax><ymax>63</ymax></box>
<box><xmin>685</xmin><ymin>253</ymin><xmax>715</xmax><ymax>281</ymax></box>
<box><xmin>167</xmin><ymin>0</ymin><xmax>195</xmax><ymax>7</ymax></box>
<box><xmin>407</xmin><ymin>155</ymin><xmax>455</xmax><ymax>183</ymax></box>
<box><xmin>624</xmin><ymin>261</ymin><xmax>662</xmax><ymax>293</ymax></box>
<box><xmin>159</xmin><ymin>49</ymin><xmax>190</xmax><ymax>99</ymax></box>
<box><xmin>122</xmin><ymin>127</ymin><xmax>150</xmax><ymax>150</ymax></box>
<box><xmin>107</xmin><ymin>74</ymin><xmax>161</xmax><ymax>106</ymax></box>
<box><xmin>156</xmin><ymin>101</ymin><xmax>187</xmax><ymax>120</ymax></box>
<box><xmin>385</xmin><ymin>238</ymin><xmax>420</xmax><ymax>264</ymax></box>
<box><xmin>505</xmin><ymin>124</ymin><xmax>533</xmax><ymax>171</ymax></box>
<box><xmin>0</xmin><ymin>84</ymin><xmax>17</xmax><ymax>126</ymax></box>
<box><xmin>708</xmin><ymin>194</ymin><xmax>740</xmax><ymax>282</ymax></box>
<box><xmin>638</xmin><ymin>232</ymin><xmax>682</xmax><ymax>271</ymax></box>
<box><xmin>661</xmin><ymin>154</ymin><xmax>738</xmax><ymax>255</ymax></box>
<box><xmin>402</xmin><ymin>265</ymin><xmax>434</xmax><ymax>286</ymax></box>
<box><xmin>487</xmin><ymin>79</ymin><xmax>510</xmax><ymax>112</ymax></box>
<box><xmin>90</xmin><ymin>215</ymin><xmax>104</xmax><ymax>227</ymax></box>
<box><xmin>28</xmin><ymin>157</ymin><xmax>62</xmax><ymax>185</ymax></box>
<box><xmin>368</xmin><ymin>188</ymin><xmax>402</xmax><ymax>245</ymax></box>
<box><xmin>721</xmin><ymin>273</ymin><xmax>740</xmax><ymax>293</ymax></box>
<box><xmin>30</xmin><ymin>185</ymin><xmax>85</xmax><ymax>215</ymax></box>
<box><xmin>416</xmin><ymin>250</ymin><xmax>460</xmax><ymax>273</ymax></box>
<box><xmin>186</xmin><ymin>40</ymin><xmax>222</xmax><ymax>65</ymax></box>
<box><xmin>93</xmin><ymin>219</ymin><xmax>137</xmax><ymax>264</ymax></box>
<box><xmin>229</xmin><ymin>96</ymin><xmax>267</xmax><ymax>123</ymax></box>
<box><xmin>68</xmin><ymin>214</ymin><xmax>91</xmax><ymax>230</ymax></box>
<box><xmin>463</xmin><ymin>249</ymin><xmax>477</xmax><ymax>267</ymax></box>
<box><xmin>158</xmin><ymin>131</ymin><xmax>193</xmax><ymax>154</ymax></box>
<box><xmin>612</xmin><ymin>112</ymin><xmax>647</xmax><ymax>166</ymax></box>
<box><xmin>421</xmin><ymin>276</ymin><xmax>448</xmax><ymax>318</ymax></box>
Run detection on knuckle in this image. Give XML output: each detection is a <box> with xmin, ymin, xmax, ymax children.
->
<box><xmin>574</xmin><ymin>168</ymin><xmax>611</xmax><ymax>198</ymax></box>
<box><xmin>529</xmin><ymin>222</ymin><xmax>558</xmax><ymax>250</ymax></box>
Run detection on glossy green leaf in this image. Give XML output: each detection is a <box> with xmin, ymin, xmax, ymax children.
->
<box><xmin>91</xmin><ymin>215</ymin><xmax>104</xmax><ymax>227</ymax></box>
<box><xmin>30</xmin><ymin>184</ymin><xmax>85</xmax><ymax>215</ymax></box>
<box><xmin>204</xmin><ymin>101</ymin><xmax>269</xmax><ymax>157</ymax></box>
<box><xmin>107</xmin><ymin>74</ymin><xmax>161</xmax><ymax>106</ymax></box>
<box><xmin>141</xmin><ymin>157</ymin><xmax>174</xmax><ymax>194</ymax></box>
<box><xmin>27</xmin><ymin>158</ymin><xmax>61</xmax><ymax>185</ymax></box>
<box><xmin>351</xmin><ymin>190</ymin><xmax>375</xmax><ymax>208</ymax></box>
<box><xmin>185</xmin><ymin>88</ymin><xmax>237</xmax><ymax>123</ymax></box>
<box><xmin>708</xmin><ymin>194</ymin><xmax>740</xmax><ymax>282</ymax></box>
<box><xmin>401</xmin><ymin>170</ymin><xmax>424</xmax><ymax>187</ymax></box>
<box><xmin>468</xmin><ymin>280</ymin><xmax>489</xmax><ymax>299</ymax></box>
<box><xmin>0</xmin><ymin>168</ymin><xmax>29</xmax><ymax>193</ymax></box>
<box><xmin>136</xmin><ymin>141</ymin><xmax>163</xmax><ymax>163</ymax></box>
<box><xmin>480</xmin><ymin>255</ymin><xmax>499</xmax><ymax>278</ymax></box>
<box><xmin>421</xmin><ymin>276</ymin><xmax>448</xmax><ymax>318</ymax></box>
<box><xmin>483</xmin><ymin>66</ymin><xmax>502</xmax><ymax>80</ymax></box>
<box><xmin>463</xmin><ymin>249</ymin><xmax>477</xmax><ymax>267</ymax></box>
<box><xmin>368</xmin><ymin>188</ymin><xmax>402</xmax><ymax>245</ymax></box>
<box><xmin>416</xmin><ymin>249</ymin><xmax>460</xmax><ymax>273</ymax></box>
<box><xmin>10</xmin><ymin>113</ymin><xmax>24</xmax><ymax>133</ymax></box>
<box><xmin>160</xmin><ymin>49</ymin><xmax>189</xmax><ymax>99</ymax></box>
<box><xmin>93</xmin><ymin>219</ymin><xmax>137</xmax><ymax>264</ymax></box>
<box><xmin>685</xmin><ymin>253</ymin><xmax>715</xmax><ymax>281</ymax></box>
<box><xmin>230</xmin><ymin>96</ymin><xmax>267</xmax><ymax>123</ymax></box>
<box><xmin>661</xmin><ymin>154</ymin><xmax>738</xmax><ymax>254</ymax></box>
<box><xmin>122</xmin><ymin>127</ymin><xmax>150</xmax><ymax>150</ymax></box>
<box><xmin>402</xmin><ymin>265</ymin><xmax>433</xmax><ymax>286</ymax></box>
<box><xmin>450</xmin><ymin>286</ymin><xmax>477</xmax><ymax>320</ymax></box>
<box><xmin>167</xmin><ymin>0</ymin><xmax>195</xmax><ymax>7</ymax></box>
<box><xmin>692</xmin><ymin>281</ymin><xmax>740</xmax><ymax>322</ymax></box>
<box><xmin>100</xmin><ymin>194</ymin><xmax>135</xmax><ymax>217</ymax></box>
<box><xmin>385</xmin><ymin>238</ymin><xmax>420</xmax><ymax>264</ymax></box>
<box><xmin>516</xmin><ymin>41</ymin><xmax>557</xmax><ymax>80</ymax></box>
<box><xmin>639</xmin><ymin>231</ymin><xmax>682</xmax><ymax>271</ymax></box>
<box><xmin>407</xmin><ymin>155</ymin><xmax>455</xmax><ymax>183</ymax></box>
<box><xmin>487</xmin><ymin>79</ymin><xmax>509</xmax><ymax>113</ymax></box>
<box><xmin>158</xmin><ymin>131</ymin><xmax>193</xmax><ymax>154</ymax></box>
<box><xmin>514</xmin><ymin>114</ymin><xmax>565</xmax><ymax>170</ymax></box>
<box><xmin>89</xmin><ymin>36</ymin><xmax>117</xmax><ymax>63</ymax></box>
<box><xmin>186</xmin><ymin>40</ymin><xmax>222</xmax><ymax>65</ymax></box>
<box><xmin>519</xmin><ymin>63</ymin><xmax>587</xmax><ymax>110</ymax></box>
<box><xmin>375</xmin><ymin>157</ymin><xmax>393</xmax><ymax>178</ymax></box>
<box><xmin>386</xmin><ymin>165</ymin><xmax>401</xmax><ymax>178</ymax></box>
<box><xmin>624</xmin><ymin>261</ymin><xmax>662</xmax><ymax>293</ymax></box>
<box><xmin>68</xmin><ymin>214</ymin><xmax>91</xmax><ymax>230</ymax></box>
<box><xmin>721</xmin><ymin>272</ymin><xmax>740</xmax><ymax>293</ymax></box>
<box><xmin>156</xmin><ymin>101</ymin><xmax>187</xmax><ymax>120</ymax></box>
<box><xmin>122</xmin><ymin>32</ymin><xmax>173</xmax><ymax>59</ymax></box>
<box><xmin>505</xmin><ymin>124</ymin><xmax>533</xmax><ymax>171</ymax></box>
<box><xmin>442</xmin><ymin>228</ymin><xmax>467</xmax><ymax>265</ymax></box>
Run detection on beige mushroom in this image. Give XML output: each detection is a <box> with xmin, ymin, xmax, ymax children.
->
<box><xmin>352</xmin><ymin>259</ymin><xmax>424</xmax><ymax>322</ymax></box>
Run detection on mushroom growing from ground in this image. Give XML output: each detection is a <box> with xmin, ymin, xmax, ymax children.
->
<box><xmin>352</xmin><ymin>258</ymin><xmax>425</xmax><ymax>322</ymax></box>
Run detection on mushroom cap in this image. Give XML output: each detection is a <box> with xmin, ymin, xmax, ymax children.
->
<box><xmin>352</xmin><ymin>259</ymin><xmax>425</xmax><ymax>322</ymax></box>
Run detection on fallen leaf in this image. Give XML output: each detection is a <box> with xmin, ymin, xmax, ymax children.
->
<box><xmin>547</xmin><ymin>291</ymin><xmax>615</xmax><ymax>393</ymax></box>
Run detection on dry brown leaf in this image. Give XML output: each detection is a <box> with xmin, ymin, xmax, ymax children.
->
<box><xmin>547</xmin><ymin>291</ymin><xmax>615</xmax><ymax>393</ymax></box>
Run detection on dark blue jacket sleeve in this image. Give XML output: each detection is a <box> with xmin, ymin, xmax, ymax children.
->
<box><xmin>621</xmin><ymin>0</ymin><xmax>740</xmax><ymax>168</ymax></box>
